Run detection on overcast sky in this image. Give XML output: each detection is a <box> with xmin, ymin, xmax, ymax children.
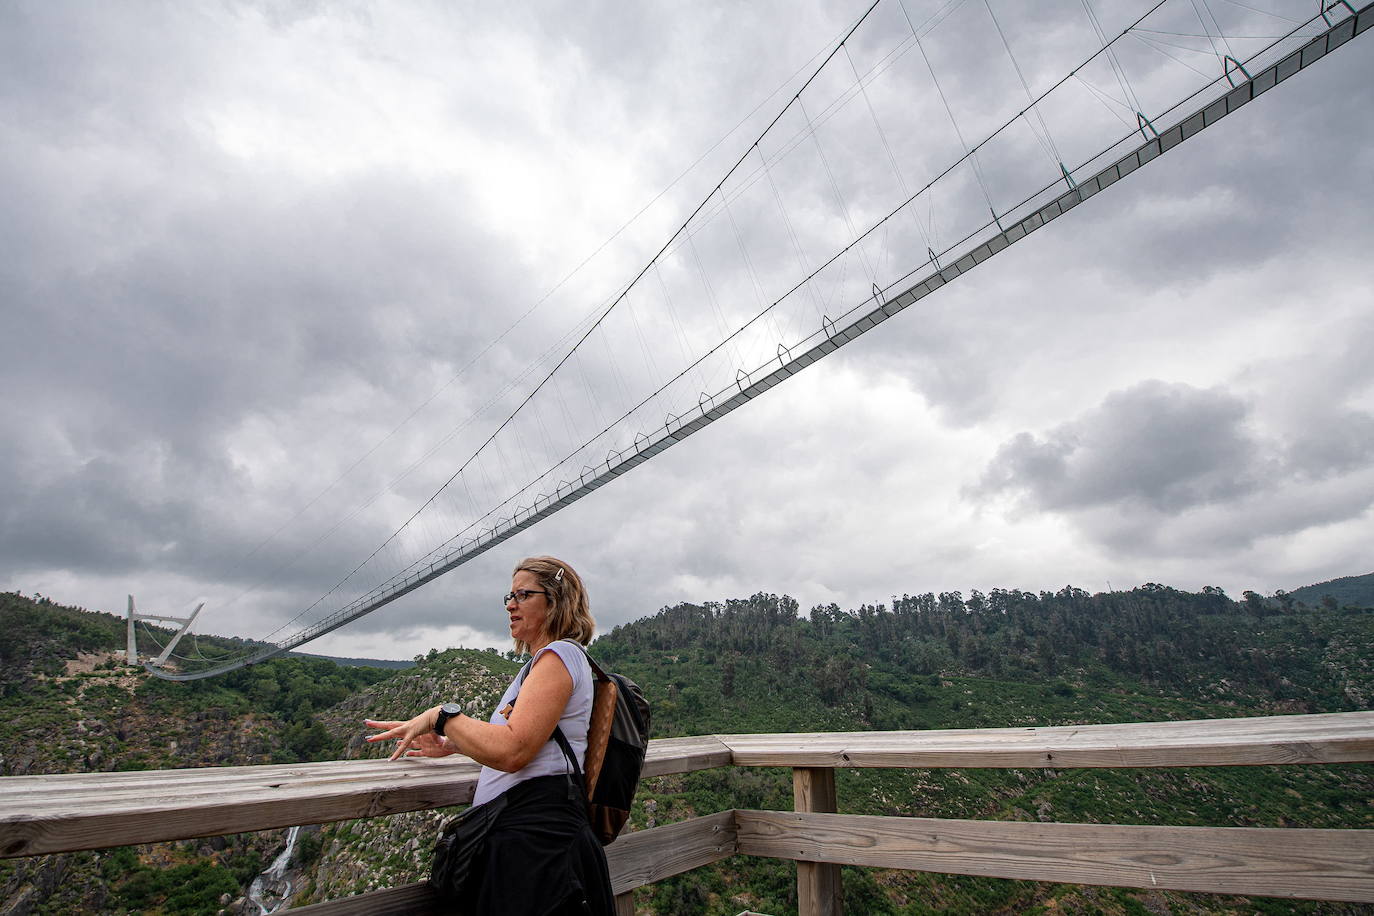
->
<box><xmin>3</xmin><ymin>0</ymin><xmax>1371</xmax><ymax>662</ymax></box>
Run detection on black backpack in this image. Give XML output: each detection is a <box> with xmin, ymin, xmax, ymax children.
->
<box><xmin>549</xmin><ymin>643</ymin><xmax>651</xmax><ymax>844</ymax></box>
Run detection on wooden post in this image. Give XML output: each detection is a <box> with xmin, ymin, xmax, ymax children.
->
<box><xmin>613</xmin><ymin>890</ymin><xmax>634</xmax><ymax>916</ymax></box>
<box><xmin>793</xmin><ymin>767</ymin><xmax>842</xmax><ymax>916</ymax></box>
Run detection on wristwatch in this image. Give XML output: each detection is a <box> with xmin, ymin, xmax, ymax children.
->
<box><xmin>434</xmin><ymin>702</ymin><xmax>462</xmax><ymax>736</ymax></box>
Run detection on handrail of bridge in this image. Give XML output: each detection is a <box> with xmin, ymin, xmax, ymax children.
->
<box><xmin>2</xmin><ymin>711</ymin><xmax>1372</xmax><ymax>914</ymax></box>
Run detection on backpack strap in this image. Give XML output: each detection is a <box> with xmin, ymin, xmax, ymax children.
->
<box><xmin>550</xmin><ymin>725</ymin><xmax>583</xmax><ymax>781</ymax></box>
<box><xmin>509</xmin><ymin>641</ymin><xmax>589</xmax><ymax>783</ymax></box>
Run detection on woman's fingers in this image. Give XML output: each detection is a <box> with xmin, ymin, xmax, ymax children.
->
<box><xmin>364</xmin><ymin>725</ymin><xmax>402</xmax><ymax>743</ymax></box>
<box><xmin>364</xmin><ymin>712</ymin><xmax>435</xmax><ymax>759</ymax></box>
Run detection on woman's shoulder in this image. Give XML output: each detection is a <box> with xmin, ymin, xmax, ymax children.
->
<box><xmin>534</xmin><ymin>639</ymin><xmax>591</xmax><ymax>681</ymax></box>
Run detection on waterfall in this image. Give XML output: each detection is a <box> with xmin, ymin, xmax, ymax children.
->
<box><xmin>247</xmin><ymin>825</ymin><xmax>301</xmax><ymax>915</ymax></box>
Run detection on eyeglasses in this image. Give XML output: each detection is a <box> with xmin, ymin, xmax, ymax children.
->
<box><xmin>503</xmin><ymin>589</ymin><xmax>548</xmax><ymax>606</ymax></box>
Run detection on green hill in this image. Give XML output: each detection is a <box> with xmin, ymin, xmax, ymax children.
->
<box><xmin>1288</xmin><ymin>571</ymin><xmax>1374</xmax><ymax>610</ymax></box>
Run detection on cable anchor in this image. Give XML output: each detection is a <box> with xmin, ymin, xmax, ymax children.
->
<box><xmin>1223</xmin><ymin>55</ymin><xmax>1251</xmax><ymax>88</ymax></box>
<box><xmin>1136</xmin><ymin>112</ymin><xmax>1160</xmax><ymax>142</ymax></box>
<box><xmin>1321</xmin><ymin>0</ymin><xmax>1355</xmax><ymax>25</ymax></box>
<box><xmin>1060</xmin><ymin>162</ymin><xmax>1077</xmax><ymax>190</ymax></box>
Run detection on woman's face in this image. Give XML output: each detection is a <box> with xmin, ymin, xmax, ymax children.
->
<box><xmin>507</xmin><ymin>569</ymin><xmax>549</xmax><ymax>648</ymax></box>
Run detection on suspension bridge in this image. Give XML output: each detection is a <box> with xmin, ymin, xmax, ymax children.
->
<box><xmin>137</xmin><ymin>0</ymin><xmax>1373</xmax><ymax>679</ymax></box>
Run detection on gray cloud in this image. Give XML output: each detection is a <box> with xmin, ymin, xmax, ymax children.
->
<box><xmin>2</xmin><ymin>0</ymin><xmax>1371</xmax><ymax>660</ymax></box>
<box><xmin>973</xmin><ymin>377</ymin><xmax>1374</xmax><ymax>557</ymax></box>
<box><xmin>974</xmin><ymin>380</ymin><xmax>1260</xmax><ymax>512</ymax></box>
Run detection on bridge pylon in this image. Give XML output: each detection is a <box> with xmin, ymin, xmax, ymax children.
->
<box><xmin>126</xmin><ymin>595</ymin><xmax>205</xmax><ymax>667</ymax></box>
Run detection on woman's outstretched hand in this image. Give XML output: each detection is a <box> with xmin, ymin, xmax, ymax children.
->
<box><xmin>364</xmin><ymin>709</ymin><xmax>457</xmax><ymax>761</ymax></box>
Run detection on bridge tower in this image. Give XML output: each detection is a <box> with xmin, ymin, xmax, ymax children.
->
<box><xmin>126</xmin><ymin>595</ymin><xmax>204</xmax><ymax>667</ymax></box>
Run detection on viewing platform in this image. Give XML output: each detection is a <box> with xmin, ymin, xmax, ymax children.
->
<box><xmin>3</xmin><ymin>711</ymin><xmax>1372</xmax><ymax>914</ymax></box>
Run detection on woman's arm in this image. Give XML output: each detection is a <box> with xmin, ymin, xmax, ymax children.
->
<box><xmin>366</xmin><ymin>648</ymin><xmax>573</xmax><ymax>771</ymax></box>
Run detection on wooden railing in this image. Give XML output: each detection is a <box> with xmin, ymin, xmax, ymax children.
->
<box><xmin>3</xmin><ymin>711</ymin><xmax>1373</xmax><ymax>915</ymax></box>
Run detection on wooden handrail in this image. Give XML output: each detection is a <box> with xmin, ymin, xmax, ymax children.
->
<box><xmin>717</xmin><ymin>710</ymin><xmax>1374</xmax><ymax>768</ymax></box>
<box><xmin>2</xmin><ymin>712</ymin><xmax>1372</xmax><ymax>912</ymax></box>
<box><xmin>0</xmin><ymin>734</ymin><xmax>729</xmax><ymax>859</ymax></box>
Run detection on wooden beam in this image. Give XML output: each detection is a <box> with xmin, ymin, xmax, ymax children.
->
<box><xmin>0</xmin><ymin>735</ymin><xmax>733</xmax><ymax>858</ymax></box>
<box><xmin>721</xmin><ymin>711</ymin><xmax>1374</xmax><ymax>769</ymax></box>
<box><xmin>794</xmin><ymin>768</ymin><xmax>843</xmax><ymax>916</ymax></box>
<box><xmin>736</xmin><ymin>811</ymin><xmax>1374</xmax><ymax>903</ymax></box>
<box><xmin>284</xmin><ymin>882</ymin><xmax>439</xmax><ymax>915</ymax></box>
<box><xmin>642</xmin><ymin>735</ymin><xmax>733</xmax><ymax>778</ymax></box>
<box><xmin>0</xmin><ymin>757</ymin><xmax>483</xmax><ymax>858</ymax></box>
<box><xmin>606</xmin><ymin>810</ymin><xmax>738</xmax><ymax>896</ymax></box>
<box><xmin>280</xmin><ymin>812</ymin><xmax>739</xmax><ymax>914</ymax></box>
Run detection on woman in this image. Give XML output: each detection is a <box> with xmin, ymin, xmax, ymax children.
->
<box><xmin>365</xmin><ymin>556</ymin><xmax>614</xmax><ymax>915</ymax></box>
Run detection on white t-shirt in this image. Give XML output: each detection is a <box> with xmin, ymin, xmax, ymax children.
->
<box><xmin>471</xmin><ymin>639</ymin><xmax>593</xmax><ymax>806</ymax></box>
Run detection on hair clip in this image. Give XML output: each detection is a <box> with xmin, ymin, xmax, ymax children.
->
<box><xmin>554</xmin><ymin>567</ymin><xmax>564</xmax><ymax>582</ymax></box>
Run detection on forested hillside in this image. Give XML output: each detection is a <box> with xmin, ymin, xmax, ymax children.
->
<box><xmin>1</xmin><ymin>585</ymin><xmax>1370</xmax><ymax>915</ymax></box>
<box><xmin>594</xmin><ymin>584</ymin><xmax>1372</xmax><ymax>737</ymax></box>
<box><xmin>589</xmin><ymin>586</ymin><xmax>1373</xmax><ymax>915</ymax></box>
<box><xmin>0</xmin><ymin>591</ymin><xmax>406</xmax><ymax>914</ymax></box>
<box><xmin>1288</xmin><ymin>571</ymin><xmax>1374</xmax><ymax>610</ymax></box>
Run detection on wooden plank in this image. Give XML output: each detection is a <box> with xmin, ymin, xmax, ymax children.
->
<box><xmin>284</xmin><ymin>882</ymin><xmax>440</xmax><ymax>915</ymax></box>
<box><xmin>1</xmin><ymin>759</ymin><xmax>482</xmax><ymax>858</ymax></box>
<box><xmin>605</xmin><ymin>810</ymin><xmax>738</xmax><ymax>896</ymax></box>
<box><xmin>9</xmin><ymin>734</ymin><xmax>727</xmax><ymax>807</ymax></box>
<box><xmin>0</xmin><ymin>735</ymin><xmax>730</xmax><ymax>858</ymax></box>
<box><xmin>794</xmin><ymin>768</ymin><xmax>842</xmax><ymax>916</ymax></box>
<box><xmin>9</xmin><ymin>759</ymin><xmax>478</xmax><ymax>806</ymax></box>
<box><xmin>642</xmin><ymin>735</ymin><xmax>733</xmax><ymax>777</ymax></box>
<box><xmin>721</xmin><ymin>711</ymin><xmax>1374</xmax><ymax>768</ymax></box>
<box><xmin>6</xmin><ymin>757</ymin><xmax>418</xmax><ymax>798</ymax></box>
<box><xmin>282</xmin><ymin>813</ymin><xmax>740</xmax><ymax>914</ymax></box>
<box><xmin>736</xmin><ymin>811</ymin><xmax>1374</xmax><ymax>903</ymax></box>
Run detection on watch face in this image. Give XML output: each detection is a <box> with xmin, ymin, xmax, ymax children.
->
<box><xmin>435</xmin><ymin>703</ymin><xmax>461</xmax><ymax>736</ymax></box>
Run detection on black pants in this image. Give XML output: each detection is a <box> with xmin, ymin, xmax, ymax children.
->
<box><xmin>468</xmin><ymin>775</ymin><xmax>614</xmax><ymax>916</ymax></box>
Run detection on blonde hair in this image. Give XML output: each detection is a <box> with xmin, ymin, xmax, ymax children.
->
<box><xmin>511</xmin><ymin>556</ymin><xmax>595</xmax><ymax>654</ymax></box>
